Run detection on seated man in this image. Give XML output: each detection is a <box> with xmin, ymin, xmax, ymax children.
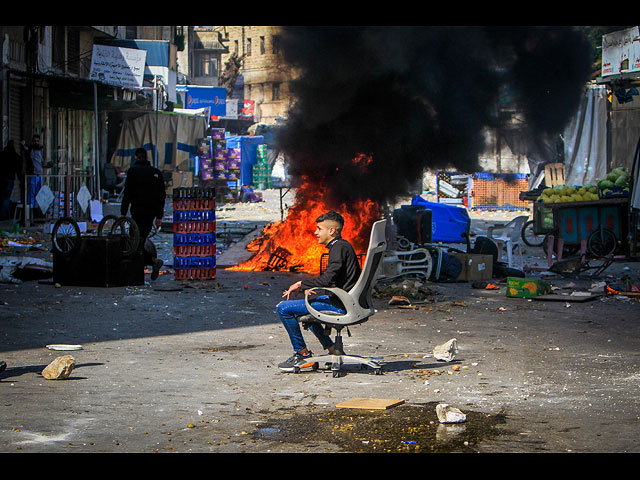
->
<box><xmin>277</xmin><ymin>210</ymin><xmax>361</xmax><ymax>372</ymax></box>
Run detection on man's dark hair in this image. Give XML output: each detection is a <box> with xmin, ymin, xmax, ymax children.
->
<box><xmin>134</xmin><ymin>148</ymin><xmax>147</xmax><ymax>161</ymax></box>
<box><xmin>316</xmin><ymin>210</ymin><xmax>344</xmax><ymax>232</ymax></box>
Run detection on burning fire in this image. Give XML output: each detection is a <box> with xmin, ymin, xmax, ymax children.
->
<box><xmin>229</xmin><ymin>176</ymin><xmax>380</xmax><ymax>274</ymax></box>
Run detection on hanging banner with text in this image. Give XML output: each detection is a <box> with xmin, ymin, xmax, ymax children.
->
<box><xmin>89</xmin><ymin>44</ymin><xmax>147</xmax><ymax>88</ymax></box>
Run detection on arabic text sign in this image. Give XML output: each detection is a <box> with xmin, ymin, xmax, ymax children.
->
<box><xmin>602</xmin><ymin>26</ymin><xmax>640</xmax><ymax>77</ymax></box>
<box><xmin>89</xmin><ymin>45</ymin><xmax>147</xmax><ymax>88</ymax></box>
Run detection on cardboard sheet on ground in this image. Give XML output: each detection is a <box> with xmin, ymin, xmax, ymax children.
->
<box><xmin>533</xmin><ymin>293</ymin><xmax>600</xmax><ymax>302</ymax></box>
<box><xmin>336</xmin><ymin>398</ymin><xmax>405</xmax><ymax>410</ymax></box>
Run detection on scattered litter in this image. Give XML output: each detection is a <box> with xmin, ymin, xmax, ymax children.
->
<box><xmin>336</xmin><ymin>398</ymin><xmax>405</xmax><ymax>410</ymax></box>
<box><xmin>436</xmin><ymin>403</ymin><xmax>467</xmax><ymax>424</ymax></box>
<box><xmin>433</xmin><ymin>338</ymin><xmax>457</xmax><ymax>362</ymax></box>
<box><xmin>0</xmin><ymin>256</ymin><xmax>53</xmax><ymax>284</ymax></box>
<box><xmin>388</xmin><ymin>295</ymin><xmax>410</xmax><ymax>306</ymax></box>
<box><xmin>7</xmin><ymin>240</ymin><xmax>43</xmax><ymax>249</ymax></box>
<box><xmin>471</xmin><ymin>280</ymin><xmax>499</xmax><ymax>290</ymax></box>
<box><xmin>533</xmin><ymin>293</ymin><xmax>599</xmax><ymax>302</ymax></box>
<box><xmin>46</xmin><ymin>344</ymin><xmax>83</xmax><ymax>351</ymax></box>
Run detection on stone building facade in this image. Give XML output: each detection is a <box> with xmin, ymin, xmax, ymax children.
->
<box><xmin>216</xmin><ymin>26</ymin><xmax>295</xmax><ymax>125</ymax></box>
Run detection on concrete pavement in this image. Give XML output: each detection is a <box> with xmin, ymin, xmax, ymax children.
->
<box><xmin>0</xmin><ymin>195</ymin><xmax>639</xmax><ymax>453</ymax></box>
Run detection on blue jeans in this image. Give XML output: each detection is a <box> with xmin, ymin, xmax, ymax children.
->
<box><xmin>277</xmin><ymin>295</ymin><xmax>345</xmax><ymax>352</ymax></box>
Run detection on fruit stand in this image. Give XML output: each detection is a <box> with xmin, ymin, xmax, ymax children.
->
<box><xmin>542</xmin><ymin>197</ymin><xmax>629</xmax><ymax>265</ymax></box>
<box><xmin>531</xmin><ymin>166</ymin><xmax>632</xmax><ymax>270</ymax></box>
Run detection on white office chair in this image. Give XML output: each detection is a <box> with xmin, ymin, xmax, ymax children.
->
<box><xmin>297</xmin><ymin>219</ymin><xmax>387</xmax><ymax>377</ymax></box>
<box><xmin>487</xmin><ymin>215</ymin><xmax>528</xmax><ymax>268</ymax></box>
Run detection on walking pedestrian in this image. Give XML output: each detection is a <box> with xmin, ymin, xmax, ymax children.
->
<box><xmin>120</xmin><ymin>148</ymin><xmax>166</xmax><ymax>280</ymax></box>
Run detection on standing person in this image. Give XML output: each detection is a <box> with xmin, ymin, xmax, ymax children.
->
<box><xmin>23</xmin><ymin>134</ymin><xmax>45</xmax><ymax>209</ymax></box>
<box><xmin>276</xmin><ymin>210</ymin><xmax>362</xmax><ymax>372</ymax></box>
<box><xmin>25</xmin><ymin>134</ymin><xmax>44</xmax><ymax>175</ymax></box>
<box><xmin>0</xmin><ymin>141</ymin><xmax>22</xmax><ymax>218</ymax></box>
<box><xmin>120</xmin><ymin>148</ymin><xmax>165</xmax><ymax>280</ymax></box>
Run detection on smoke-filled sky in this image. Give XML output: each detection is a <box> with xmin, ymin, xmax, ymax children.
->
<box><xmin>275</xmin><ymin>26</ymin><xmax>593</xmax><ymax>207</ymax></box>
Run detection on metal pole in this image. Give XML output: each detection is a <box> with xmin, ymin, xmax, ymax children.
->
<box><xmin>155</xmin><ymin>76</ymin><xmax>159</xmax><ymax>169</ymax></box>
<box><xmin>94</xmin><ymin>82</ymin><xmax>101</xmax><ymax>200</ymax></box>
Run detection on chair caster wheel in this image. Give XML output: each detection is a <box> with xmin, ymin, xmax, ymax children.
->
<box><xmin>374</xmin><ymin>368</ymin><xmax>383</xmax><ymax>375</ymax></box>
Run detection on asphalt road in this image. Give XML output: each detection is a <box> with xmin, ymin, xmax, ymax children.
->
<box><xmin>0</xmin><ymin>228</ymin><xmax>639</xmax><ymax>453</ymax></box>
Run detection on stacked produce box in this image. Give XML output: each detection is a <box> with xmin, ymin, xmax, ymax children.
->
<box><xmin>198</xmin><ymin>138</ymin><xmax>214</xmax><ymax>181</ymax></box>
<box><xmin>227</xmin><ymin>147</ymin><xmax>241</xmax><ymax>182</ymax></box>
<box><xmin>172</xmin><ymin>187</ymin><xmax>216</xmax><ymax>281</ymax></box>
<box><xmin>213</xmin><ymin>142</ymin><xmax>228</xmax><ymax>181</ymax></box>
<box><xmin>252</xmin><ymin>144</ymin><xmax>271</xmax><ymax>189</ymax></box>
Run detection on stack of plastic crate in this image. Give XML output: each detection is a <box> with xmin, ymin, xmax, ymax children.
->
<box><xmin>252</xmin><ymin>144</ymin><xmax>271</xmax><ymax>189</ymax></box>
<box><xmin>172</xmin><ymin>187</ymin><xmax>216</xmax><ymax>281</ymax></box>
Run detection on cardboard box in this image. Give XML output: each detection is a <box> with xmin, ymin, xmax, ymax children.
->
<box><xmin>450</xmin><ymin>253</ymin><xmax>493</xmax><ymax>281</ymax></box>
<box><xmin>506</xmin><ymin>277</ymin><xmax>551</xmax><ymax>298</ymax></box>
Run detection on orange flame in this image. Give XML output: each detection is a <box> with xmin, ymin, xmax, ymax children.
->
<box><xmin>229</xmin><ymin>177</ymin><xmax>380</xmax><ymax>273</ymax></box>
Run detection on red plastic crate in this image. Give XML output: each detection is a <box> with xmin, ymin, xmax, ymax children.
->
<box><xmin>173</xmin><ymin>198</ymin><xmax>216</xmax><ymax>211</ymax></box>
<box><xmin>174</xmin><ymin>267</ymin><xmax>217</xmax><ymax>281</ymax></box>
<box><xmin>173</xmin><ymin>221</ymin><xmax>216</xmax><ymax>234</ymax></box>
<box><xmin>173</xmin><ymin>244</ymin><xmax>217</xmax><ymax>257</ymax></box>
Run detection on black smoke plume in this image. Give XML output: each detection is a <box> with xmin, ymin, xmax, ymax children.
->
<box><xmin>275</xmin><ymin>26</ymin><xmax>593</xmax><ymax>207</ymax></box>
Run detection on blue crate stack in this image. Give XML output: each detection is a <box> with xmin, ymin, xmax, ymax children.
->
<box><xmin>172</xmin><ymin>187</ymin><xmax>216</xmax><ymax>280</ymax></box>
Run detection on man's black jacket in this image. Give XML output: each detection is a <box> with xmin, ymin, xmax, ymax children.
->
<box><xmin>301</xmin><ymin>237</ymin><xmax>361</xmax><ymax>293</ymax></box>
<box><xmin>120</xmin><ymin>159</ymin><xmax>165</xmax><ymax>218</ymax></box>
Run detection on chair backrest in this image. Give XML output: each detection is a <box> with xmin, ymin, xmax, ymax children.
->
<box><xmin>505</xmin><ymin>215</ymin><xmax>528</xmax><ymax>242</ymax></box>
<box><xmin>305</xmin><ymin>219</ymin><xmax>387</xmax><ymax>326</ymax></box>
<box><xmin>489</xmin><ymin>215</ymin><xmax>528</xmax><ymax>242</ymax></box>
<box><xmin>350</xmin><ymin>219</ymin><xmax>388</xmax><ymax>310</ymax></box>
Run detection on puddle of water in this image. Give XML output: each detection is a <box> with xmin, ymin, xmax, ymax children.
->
<box><xmin>252</xmin><ymin>402</ymin><xmax>508</xmax><ymax>453</ymax></box>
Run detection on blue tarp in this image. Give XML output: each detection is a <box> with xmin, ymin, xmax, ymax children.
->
<box><xmin>411</xmin><ymin>195</ymin><xmax>470</xmax><ymax>243</ymax></box>
<box><xmin>225</xmin><ymin>135</ymin><xmax>265</xmax><ymax>185</ymax></box>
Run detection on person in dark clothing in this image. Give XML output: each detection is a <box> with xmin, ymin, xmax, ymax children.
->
<box><xmin>0</xmin><ymin>141</ymin><xmax>23</xmax><ymax>218</ymax></box>
<box><xmin>120</xmin><ymin>148</ymin><xmax>165</xmax><ymax>280</ymax></box>
<box><xmin>277</xmin><ymin>210</ymin><xmax>362</xmax><ymax>372</ymax></box>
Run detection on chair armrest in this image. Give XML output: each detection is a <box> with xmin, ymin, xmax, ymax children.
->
<box><xmin>486</xmin><ymin>225</ymin><xmax>505</xmax><ymax>239</ymax></box>
<box><xmin>304</xmin><ymin>287</ymin><xmax>360</xmax><ymax>325</ymax></box>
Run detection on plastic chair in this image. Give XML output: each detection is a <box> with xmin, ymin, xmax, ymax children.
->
<box><xmin>297</xmin><ymin>219</ymin><xmax>387</xmax><ymax>377</ymax></box>
<box><xmin>487</xmin><ymin>215</ymin><xmax>528</xmax><ymax>268</ymax></box>
<box><xmin>379</xmin><ymin>247</ymin><xmax>433</xmax><ymax>281</ymax></box>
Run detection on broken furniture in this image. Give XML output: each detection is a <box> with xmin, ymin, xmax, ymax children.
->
<box><xmin>296</xmin><ymin>219</ymin><xmax>387</xmax><ymax>377</ymax></box>
<box><xmin>379</xmin><ymin>247</ymin><xmax>433</xmax><ymax>282</ymax></box>
<box><xmin>487</xmin><ymin>215</ymin><xmax>528</xmax><ymax>269</ymax></box>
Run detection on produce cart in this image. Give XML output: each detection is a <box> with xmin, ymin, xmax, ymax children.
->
<box><xmin>518</xmin><ymin>189</ymin><xmax>554</xmax><ymax>247</ymax></box>
<box><xmin>543</xmin><ymin>197</ymin><xmax>629</xmax><ymax>270</ymax></box>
